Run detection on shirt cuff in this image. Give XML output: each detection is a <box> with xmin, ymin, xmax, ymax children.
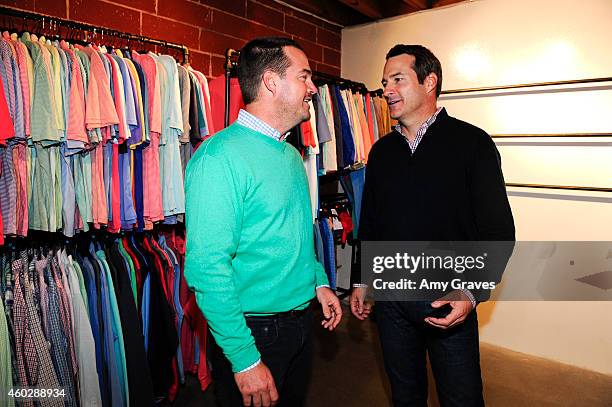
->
<box><xmin>235</xmin><ymin>358</ymin><xmax>261</xmax><ymax>374</ymax></box>
<box><xmin>460</xmin><ymin>288</ymin><xmax>477</xmax><ymax>309</ymax></box>
<box><xmin>316</xmin><ymin>285</ymin><xmax>330</xmax><ymax>289</ymax></box>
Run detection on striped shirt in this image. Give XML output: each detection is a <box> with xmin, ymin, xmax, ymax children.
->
<box><xmin>395</xmin><ymin>107</ymin><xmax>443</xmax><ymax>153</ymax></box>
<box><xmin>236</xmin><ymin>109</ymin><xmax>287</xmax><ymax>141</ymax></box>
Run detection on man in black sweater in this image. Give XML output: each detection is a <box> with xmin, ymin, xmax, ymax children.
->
<box><xmin>350</xmin><ymin>45</ymin><xmax>515</xmax><ymax>406</ymax></box>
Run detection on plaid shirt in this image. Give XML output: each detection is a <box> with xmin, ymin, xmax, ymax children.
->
<box><xmin>47</xmin><ymin>257</ymin><xmax>78</xmax><ymax>406</ymax></box>
<box><xmin>11</xmin><ymin>260</ymin><xmax>32</xmax><ymax>394</ymax></box>
<box><xmin>13</xmin><ymin>258</ymin><xmax>61</xmax><ymax>406</ymax></box>
<box><xmin>236</xmin><ymin>109</ymin><xmax>288</xmax><ymax>141</ymax></box>
<box><xmin>23</xmin><ymin>269</ymin><xmax>62</xmax><ymax>406</ymax></box>
<box><xmin>394</xmin><ymin>107</ymin><xmax>443</xmax><ymax>153</ymax></box>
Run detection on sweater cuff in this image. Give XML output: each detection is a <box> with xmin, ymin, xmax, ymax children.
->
<box><xmin>235</xmin><ymin>358</ymin><xmax>261</xmax><ymax>374</ymax></box>
<box><xmin>230</xmin><ymin>344</ymin><xmax>262</xmax><ymax>373</ymax></box>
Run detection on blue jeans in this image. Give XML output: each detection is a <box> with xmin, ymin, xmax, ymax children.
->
<box><xmin>208</xmin><ymin>307</ymin><xmax>313</xmax><ymax>407</ymax></box>
<box><xmin>375</xmin><ymin>301</ymin><xmax>484</xmax><ymax>407</ymax></box>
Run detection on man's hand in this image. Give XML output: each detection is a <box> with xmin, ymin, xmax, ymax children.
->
<box><xmin>425</xmin><ymin>290</ymin><xmax>474</xmax><ymax>329</ymax></box>
<box><xmin>316</xmin><ymin>287</ymin><xmax>343</xmax><ymax>330</ymax></box>
<box><xmin>234</xmin><ymin>363</ymin><xmax>279</xmax><ymax>407</ymax></box>
<box><xmin>350</xmin><ymin>287</ymin><xmax>372</xmax><ymax>320</ymax></box>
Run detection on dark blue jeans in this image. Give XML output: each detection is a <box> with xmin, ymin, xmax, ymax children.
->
<box><xmin>375</xmin><ymin>301</ymin><xmax>484</xmax><ymax>407</ymax></box>
<box><xmin>208</xmin><ymin>307</ymin><xmax>313</xmax><ymax>407</ymax></box>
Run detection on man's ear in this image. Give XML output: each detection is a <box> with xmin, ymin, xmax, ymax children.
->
<box><xmin>425</xmin><ymin>73</ymin><xmax>438</xmax><ymax>94</ymax></box>
<box><xmin>262</xmin><ymin>70</ymin><xmax>279</xmax><ymax>96</ymax></box>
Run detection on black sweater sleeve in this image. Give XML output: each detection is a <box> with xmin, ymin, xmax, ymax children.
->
<box><xmin>468</xmin><ymin>131</ymin><xmax>515</xmax><ymax>241</ymax></box>
<box><xmin>467</xmin><ymin>131</ymin><xmax>516</xmax><ymax>300</ymax></box>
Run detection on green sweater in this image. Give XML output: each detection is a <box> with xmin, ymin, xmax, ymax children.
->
<box><xmin>184</xmin><ymin>123</ymin><xmax>329</xmax><ymax>372</ymax></box>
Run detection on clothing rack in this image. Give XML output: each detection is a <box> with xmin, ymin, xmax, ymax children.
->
<box><xmin>0</xmin><ymin>5</ymin><xmax>190</xmax><ymax>63</ymax></box>
<box><xmin>311</xmin><ymin>70</ymin><xmax>369</xmax><ymax>93</ymax></box>
<box><xmin>319</xmin><ymin>162</ymin><xmax>366</xmax><ymax>182</ymax></box>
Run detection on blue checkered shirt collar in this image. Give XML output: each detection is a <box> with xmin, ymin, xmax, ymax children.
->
<box><xmin>395</xmin><ymin>107</ymin><xmax>443</xmax><ymax>153</ymax></box>
<box><xmin>236</xmin><ymin>109</ymin><xmax>287</xmax><ymax>142</ymax></box>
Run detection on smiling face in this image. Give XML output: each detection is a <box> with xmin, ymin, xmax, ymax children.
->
<box><xmin>382</xmin><ymin>54</ymin><xmax>433</xmax><ymax>123</ymax></box>
<box><xmin>275</xmin><ymin>46</ymin><xmax>317</xmax><ymax>129</ymax></box>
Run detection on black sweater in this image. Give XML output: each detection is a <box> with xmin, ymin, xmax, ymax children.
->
<box><xmin>352</xmin><ymin>108</ymin><xmax>515</xmax><ymax>284</ymax></box>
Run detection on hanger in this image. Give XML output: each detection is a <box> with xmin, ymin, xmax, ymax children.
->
<box><xmin>47</xmin><ymin>18</ymin><xmax>61</xmax><ymax>42</ymax></box>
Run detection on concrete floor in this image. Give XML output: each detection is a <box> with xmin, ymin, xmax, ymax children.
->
<box><xmin>170</xmin><ymin>305</ymin><xmax>612</xmax><ymax>406</ymax></box>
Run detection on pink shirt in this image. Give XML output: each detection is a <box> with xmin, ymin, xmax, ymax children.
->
<box><xmin>76</xmin><ymin>45</ymin><xmax>119</xmax><ymax>130</ymax></box>
<box><xmin>12</xmin><ymin>39</ymin><xmax>31</xmax><ymax>137</ymax></box>
<box><xmin>132</xmin><ymin>51</ymin><xmax>162</xmax><ymax>135</ymax></box>
<box><xmin>131</xmin><ymin>52</ymin><xmax>164</xmax><ymax>224</ymax></box>
<box><xmin>189</xmin><ymin>68</ymin><xmax>215</xmax><ymax>136</ymax></box>
<box><xmin>61</xmin><ymin>42</ymin><xmax>88</xmax><ymax>145</ymax></box>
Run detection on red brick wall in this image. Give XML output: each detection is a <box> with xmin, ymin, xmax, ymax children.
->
<box><xmin>0</xmin><ymin>0</ymin><xmax>342</xmax><ymax>78</ymax></box>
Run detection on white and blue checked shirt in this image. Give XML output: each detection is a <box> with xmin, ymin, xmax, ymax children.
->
<box><xmin>395</xmin><ymin>107</ymin><xmax>443</xmax><ymax>153</ymax></box>
<box><xmin>235</xmin><ymin>109</ymin><xmax>288</xmax><ymax>141</ymax></box>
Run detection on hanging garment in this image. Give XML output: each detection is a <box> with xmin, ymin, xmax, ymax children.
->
<box><xmin>319</xmin><ymin>217</ymin><xmax>337</xmax><ymax>290</ymax></box>
<box><xmin>209</xmin><ymin>75</ymin><xmax>243</xmax><ymax>131</ymax></box>
<box><xmin>61</xmin><ymin>250</ymin><xmax>103</xmax><ymax>406</ymax></box>
<box><xmin>106</xmin><ymin>241</ymin><xmax>154</xmax><ymax>406</ymax></box>
<box><xmin>12</xmin><ymin>256</ymin><xmax>62</xmax><ymax>407</ymax></box>
<box><xmin>0</xmin><ymin>297</ymin><xmax>14</xmax><ymax>407</ymax></box>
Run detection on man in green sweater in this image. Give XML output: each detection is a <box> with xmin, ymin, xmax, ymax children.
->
<box><xmin>184</xmin><ymin>37</ymin><xmax>342</xmax><ymax>407</ymax></box>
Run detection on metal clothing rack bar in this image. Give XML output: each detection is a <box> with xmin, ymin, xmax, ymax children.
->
<box><xmin>441</xmin><ymin>76</ymin><xmax>612</xmax><ymax>95</ymax></box>
<box><xmin>224</xmin><ymin>48</ymin><xmax>240</xmax><ymax>128</ymax></box>
<box><xmin>0</xmin><ymin>5</ymin><xmax>190</xmax><ymax>63</ymax></box>
<box><xmin>311</xmin><ymin>70</ymin><xmax>368</xmax><ymax>91</ymax></box>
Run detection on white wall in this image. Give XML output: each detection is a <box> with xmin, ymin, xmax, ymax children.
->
<box><xmin>341</xmin><ymin>0</ymin><xmax>612</xmax><ymax>375</ymax></box>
